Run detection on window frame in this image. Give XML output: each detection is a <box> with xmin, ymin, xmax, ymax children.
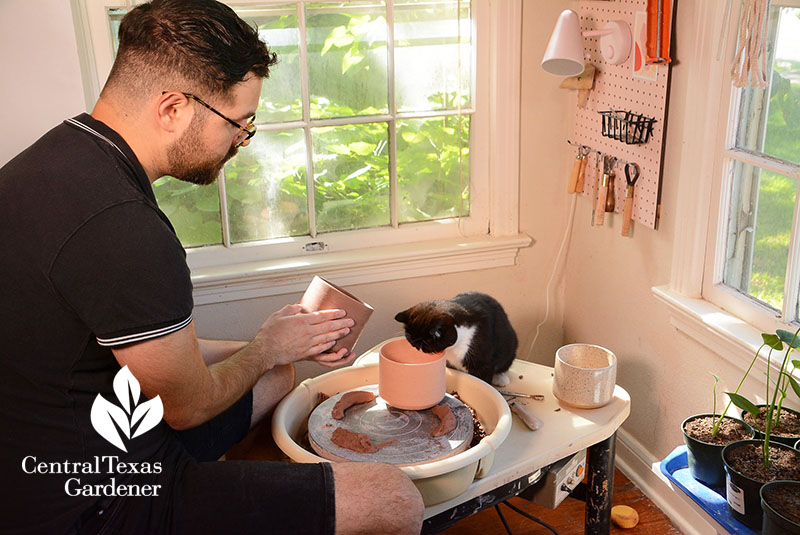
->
<box><xmin>702</xmin><ymin>0</ymin><xmax>800</xmax><ymax>334</ymax></box>
<box><xmin>72</xmin><ymin>0</ymin><xmax>528</xmax><ymax>303</ymax></box>
<box><xmin>655</xmin><ymin>0</ymin><xmax>800</xmax><ymax>372</ymax></box>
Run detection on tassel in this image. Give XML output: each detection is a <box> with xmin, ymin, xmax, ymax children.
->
<box><xmin>731</xmin><ymin>0</ymin><xmax>771</xmax><ymax>88</ymax></box>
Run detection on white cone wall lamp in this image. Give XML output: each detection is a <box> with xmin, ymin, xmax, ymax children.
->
<box><xmin>541</xmin><ymin>9</ymin><xmax>632</xmax><ymax>76</ymax></box>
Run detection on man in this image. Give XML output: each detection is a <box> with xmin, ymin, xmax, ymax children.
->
<box><xmin>0</xmin><ymin>1</ymin><xmax>423</xmax><ymax>533</ymax></box>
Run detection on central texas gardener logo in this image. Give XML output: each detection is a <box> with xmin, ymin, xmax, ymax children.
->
<box><xmin>91</xmin><ymin>366</ymin><xmax>163</xmax><ymax>452</ymax></box>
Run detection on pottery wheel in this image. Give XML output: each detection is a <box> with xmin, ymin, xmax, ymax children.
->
<box><xmin>308</xmin><ymin>385</ymin><xmax>472</xmax><ymax>466</ymax></box>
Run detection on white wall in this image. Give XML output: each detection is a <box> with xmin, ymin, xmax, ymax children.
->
<box><xmin>0</xmin><ymin>0</ymin><xmax>87</xmax><ymax>165</ymax></box>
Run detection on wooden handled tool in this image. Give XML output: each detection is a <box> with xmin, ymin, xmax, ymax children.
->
<box><xmin>567</xmin><ymin>146</ymin><xmax>585</xmax><ymax>194</ymax></box>
<box><xmin>575</xmin><ymin>148</ymin><xmax>588</xmax><ymax>193</ymax></box>
<box><xmin>622</xmin><ymin>162</ymin><xmax>640</xmax><ymax>237</ymax></box>
<box><xmin>594</xmin><ymin>155</ymin><xmax>617</xmax><ymax>225</ymax></box>
<box><xmin>605</xmin><ymin>171</ymin><xmax>616</xmax><ymax>212</ymax></box>
<box><xmin>590</xmin><ymin>154</ymin><xmax>602</xmax><ymax>226</ymax></box>
<box><xmin>594</xmin><ymin>156</ymin><xmax>613</xmax><ymax>226</ymax></box>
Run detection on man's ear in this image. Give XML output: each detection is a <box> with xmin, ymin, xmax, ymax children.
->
<box><xmin>155</xmin><ymin>91</ymin><xmax>192</xmax><ymax>134</ymax></box>
<box><xmin>394</xmin><ymin>309</ymin><xmax>409</xmax><ymax>324</ymax></box>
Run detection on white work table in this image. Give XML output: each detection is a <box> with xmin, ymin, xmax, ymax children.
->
<box><xmin>354</xmin><ymin>353</ymin><xmax>631</xmax><ymax>534</ymax></box>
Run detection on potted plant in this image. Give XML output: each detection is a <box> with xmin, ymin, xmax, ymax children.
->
<box><xmin>739</xmin><ymin>349</ymin><xmax>800</xmax><ymax>445</ymax></box>
<box><xmin>722</xmin><ymin>327</ymin><xmax>800</xmax><ymax>529</ymax></box>
<box><xmin>761</xmin><ymin>480</ymin><xmax>800</xmax><ymax>534</ymax></box>
<box><xmin>682</xmin><ymin>373</ymin><xmax>755</xmax><ymax>488</ymax></box>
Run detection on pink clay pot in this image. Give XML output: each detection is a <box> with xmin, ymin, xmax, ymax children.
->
<box><xmin>299</xmin><ymin>276</ymin><xmax>374</xmax><ymax>354</ymax></box>
<box><xmin>379</xmin><ymin>339</ymin><xmax>446</xmax><ymax>410</ymax></box>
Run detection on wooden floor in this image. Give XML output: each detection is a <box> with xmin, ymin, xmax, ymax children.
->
<box><xmin>441</xmin><ymin>468</ymin><xmax>682</xmax><ymax>535</ymax></box>
<box><xmin>228</xmin><ymin>419</ymin><xmax>682</xmax><ymax>535</ymax></box>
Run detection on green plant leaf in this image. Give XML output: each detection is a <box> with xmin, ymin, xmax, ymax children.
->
<box><xmin>341</xmin><ymin>48</ymin><xmax>364</xmax><ymax>74</ymax></box>
<box><xmin>321</xmin><ymin>26</ymin><xmax>353</xmax><ymax>56</ymax></box>
<box><xmin>327</xmin><ymin>144</ymin><xmax>351</xmax><ymax>156</ymax></box>
<box><xmin>788</xmin><ymin>375</ymin><xmax>800</xmax><ymax>399</ymax></box>
<box><xmin>349</xmin><ymin>142</ymin><xmax>373</xmax><ymax>156</ymax></box>
<box><xmin>793</xmin><ymin>360</ymin><xmax>800</xmax><ymax>369</ymax></box>
<box><xmin>727</xmin><ymin>392</ymin><xmax>760</xmax><ymax>419</ymax></box>
<box><xmin>762</xmin><ymin>333</ymin><xmax>784</xmax><ymax>350</ymax></box>
<box><xmin>777</xmin><ymin>329</ymin><xmax>800</xmax><ymax>349</ymax></box>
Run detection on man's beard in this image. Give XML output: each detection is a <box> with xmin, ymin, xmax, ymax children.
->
<box><xmin>167</xmin><ymin>116</ymin><xmax>238</xmax><ymax>186</ymax></box>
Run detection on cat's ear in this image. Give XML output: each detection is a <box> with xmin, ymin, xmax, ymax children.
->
<box><xmin>394</xmin><ymin>309</ymin><xmax>409</xmax><ymax>324</ymax></box>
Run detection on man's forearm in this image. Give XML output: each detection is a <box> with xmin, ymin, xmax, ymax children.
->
<box><xmin>198</xmin><ymin>338</ymin><xmax>248</xmax><ymax>365</ymax></box>
<box><xmin>181</xmin><ymin>338</ymin><xmax>276</xmax><ymax>429</ymax></box>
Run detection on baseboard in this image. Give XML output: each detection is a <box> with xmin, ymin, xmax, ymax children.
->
<box><xmin>614</xmin><ymin>429</ymin><xmax>725</xmax><ymax>535</ymax></box>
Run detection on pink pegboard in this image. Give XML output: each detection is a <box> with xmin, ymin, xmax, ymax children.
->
<box><xmin>573</xmin><ymin>0</ymin><xmax>671</xmax><ymax>230</ymax></box>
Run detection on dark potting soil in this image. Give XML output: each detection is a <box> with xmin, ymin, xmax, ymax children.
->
<box><xmin>763</xmin><ymin>485</ymin><xmax>800</xmax><ymax>525</ymax></box>
<box><xmin>684</xmin><ymin>416</ymin><xmax>752</xmax><ymax>445</ymax></box>
<box><xmin>726</xmin><ymin>443</ymin><xmax>800</xmax><ymax>483</ymax></box>
<box><xmin>743</xmin><ymin>406</ymin><xmax>800</xmax><ymax>437</ymax></box>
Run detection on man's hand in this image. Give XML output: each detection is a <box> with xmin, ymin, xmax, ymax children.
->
<box><xmin>253</xmin><ymin>304</ymin><xmax>355</xmax><ymax>367</ymax></box>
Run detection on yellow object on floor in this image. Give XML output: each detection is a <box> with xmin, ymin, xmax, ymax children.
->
<box><xmin>611</xmin><ymin>505</ymin><xmax>640</xmax><ymax>529</ymax></box>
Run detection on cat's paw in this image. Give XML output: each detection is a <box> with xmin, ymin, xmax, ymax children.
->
<box><xmin>491</xmin><ymin>372</ymin><xmax>511</xmax><ymax>387</ymax></box>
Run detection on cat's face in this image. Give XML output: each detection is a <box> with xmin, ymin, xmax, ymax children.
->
<box><xmin>394</xmin><ymin>302</ymin><xmax>458</xmax><ymax>353</ymax></box>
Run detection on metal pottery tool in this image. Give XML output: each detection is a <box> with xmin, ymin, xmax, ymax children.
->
<box><xmin>497</xmin><ymin>390</ymin><xmax>545</xmax><ymax>401</ymax></box>
<box><xmin>594</xmin><ymin>155</ymin><xmax>615</xmax><ymax>225</ymax></box>
<box><xmin>567</xmin><ymin>145</ymin><xmax>585</xmax><ymax>194</ymax></box>
<box><xmin>621</xmin><ymin>163</ymin><xmax>640</xmax><ymax>237</ymax></box>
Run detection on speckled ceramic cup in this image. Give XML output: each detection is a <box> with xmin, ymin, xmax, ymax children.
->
<box><xmin>552</xmin><ymin>344</ymin><xmax>617</xmax><ymax>409</ymax></box>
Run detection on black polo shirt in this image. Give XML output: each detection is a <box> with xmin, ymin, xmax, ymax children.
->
<box><xmin>0</xmin><ymin>114</ymin><xmax>193</xmax><ymax>532</ymax></box>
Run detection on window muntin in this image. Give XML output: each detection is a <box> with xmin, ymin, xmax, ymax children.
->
<box><xmin>108</xmin><ymin>1</ymin><xmax>473</xmax><ymax>250</ymax></box>
<box><xmin>723</xmin><ymin>161</ymin><xmax>796</xmax><ymax>311</ymax></box>
<box><xmin>720</xmin><ymin>5</ymin><xmax>800</xmax><ymax>323</ymax></box>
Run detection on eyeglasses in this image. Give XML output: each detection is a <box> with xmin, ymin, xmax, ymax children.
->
<box><xmin>162</xmin><ymin>91</ymin><xmax>257</xmax><ymax>147</ymax></box>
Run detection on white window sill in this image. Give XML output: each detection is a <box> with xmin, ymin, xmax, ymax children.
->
<box><xmin>651</xmin><ymin>285</ymin><xmax>765</xmax><ymax>374</ymax></box>
<box><xmin>191</xmin><ymin>233</ymin><xmax>532</xmax><ymax>305</ymax></box>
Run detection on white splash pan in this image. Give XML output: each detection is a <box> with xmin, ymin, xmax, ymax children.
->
<box><xmin>272</xmin><ymin>363</ymin><xmax>512</xmax><ymax>505</ymax></box>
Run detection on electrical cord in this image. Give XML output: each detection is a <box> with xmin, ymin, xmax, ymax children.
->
<box><xmin>526</xmin><ymin>193</ymin><xmax>578</xmax><ymax>359</ymax></box>
<box><xmin>494</xmin><ymin>505</ymin><xmax>512</xmax><ymax>535</ymax></box>
<box><xmin>500</xmin><ymin>500</ymin><xmax>561</xmax><ymax>535</ymax></box>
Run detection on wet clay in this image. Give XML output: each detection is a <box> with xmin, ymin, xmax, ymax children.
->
<box><xmin>431</xmin><ymin>404</ymin><xmax>456</xmax><ymax>437</ymax></box>
<box><xmin>331</xmin><ymin>427</ymin><xmax>377</xmax><ymax>453</ymax></box>
<box><xmin>331</xmin><ymin>426</ymin><xmax>395</xmax><ymax>453</ymax></box>
<box><xmin>331</xmin><ymin>391</ymin><xmax>377</xmax><ymax>420</ymax></box>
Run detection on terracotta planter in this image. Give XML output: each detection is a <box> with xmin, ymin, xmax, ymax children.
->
<box><xmin>722</xmin><ymin>439</ymin><xmax>800</xmax><ymax>529</ymax></box>
<box><xmin>682</xmin><ymin>414</ymin><xmax>755</xmax><ymax>488</ymax></box>
<box><xmin>552</xmin><ymin>344</ymin><xmax>617</xmax><ymax>409</ymax></box>
<box><xmin>379</xmin><ymin>338</ymin><xmax>445</xmax><ymax>410</ymax></box>
<box><xmin>741</xmin><ymin>406</ymin><xmax>800</xmax><ymax>447</ymax></box>
<box><xmin>761</xmin><ymin>481</ymin><xmax>800</xmax><ymax>534</ymax></box>
<box><xmin>300</xmin><ymin>276</ymin><xmax>374</xmax><ymax>354</ymax></box>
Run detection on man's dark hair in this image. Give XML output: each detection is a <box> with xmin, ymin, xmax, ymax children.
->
<box><xmin>104</xmin><ymin>0</ymin><xmax>278</xmax><ymax>100</ymax></box>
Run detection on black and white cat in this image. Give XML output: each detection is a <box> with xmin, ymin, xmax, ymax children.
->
<box><xmin>394</xmin><ymin>292</ymin><xmax>518</xmax><ymax>387</ymax></box>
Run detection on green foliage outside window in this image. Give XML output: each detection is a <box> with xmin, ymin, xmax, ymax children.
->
<box><xmin>749</xmin><ymin>59</ymin><xmax>800</xmax><ymax>308</ymax></box>
<box><xmin>149</xmin><ymin>2</ymin><xmax>472</xmax><ymax>248</ymax></box>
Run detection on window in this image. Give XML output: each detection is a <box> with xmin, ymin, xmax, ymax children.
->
<box><xmin>705</xmin><ymin>3</ymin><xmax>800</xmax><ymax>331</ymax></box>
<box><xmin>75</xmin><ymin>0</ymin><xmax>525</xmax><ymax>300</ymax></box>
